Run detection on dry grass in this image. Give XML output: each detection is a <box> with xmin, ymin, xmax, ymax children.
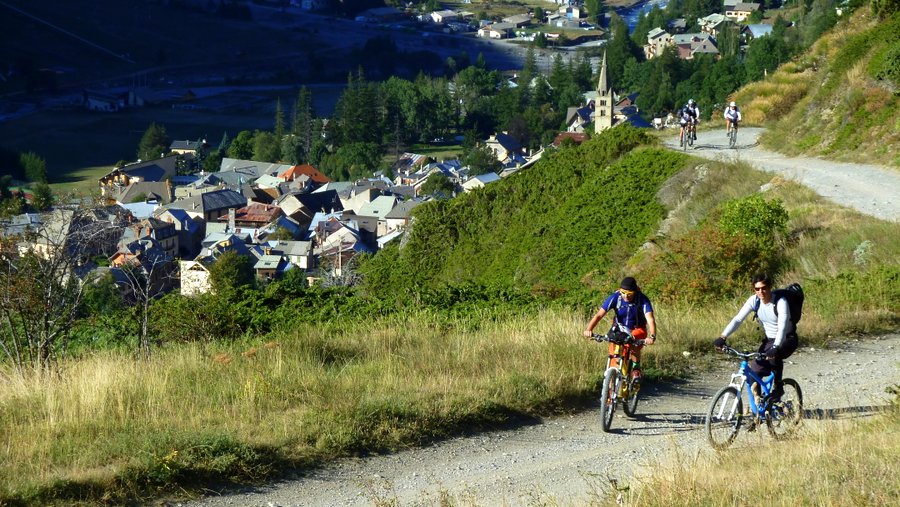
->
<box><xmin>0</xmin><ymin>301</ymin><xmax>794</xmax><ymax>502</ymax></box>
<box><xmin>733</xmin><ymin>71</ymin><xmax>816</xmax><ymax>126</ymax></box>
<box><xmin>605</xmin><ymin>405</ymin><xmax>900</xmax><ymax>507</ymax></box>
<box><xmin>745</xmin><ymin>5</ymin><xmax>900</xmax><ymax>166</ymax></box>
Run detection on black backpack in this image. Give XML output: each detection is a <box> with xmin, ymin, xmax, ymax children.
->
<box><xmin>753</xmin><ymin>282</ymin><xmax>804</xmax><ymax>325</ymax></box>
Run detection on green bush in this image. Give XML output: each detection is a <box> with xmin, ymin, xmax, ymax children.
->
<box><xmin>636</xmin><ymin>221</ymin><xmax>784</xmax><ymax>304</ymax></box>
<box><xmin>718</xmin><ymin>194</ymin><xmax>788</xmax><ymax>241</ymax></box>
<box><xmin>872</xmin><ymin>41</ymin><xmax>900</xmax><ymax>86</ymax></box>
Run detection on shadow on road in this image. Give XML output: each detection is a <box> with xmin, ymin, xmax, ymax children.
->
<box><xmin>803</xmin><ymin>405</ymin><xmax>889</xmax><ymax>421</ymax></box>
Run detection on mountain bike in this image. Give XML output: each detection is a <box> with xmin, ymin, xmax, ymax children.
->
<box><xmin>592</xmin><ymin>331</ymin><xmax>646</xmax><ymax>432</ymax></box>
<box><xmin>727</xmin><ymin>121</ymin><xmax>738</xmax><ymax>148</ymax></box>
<box><xmin>705</xmin><ymin>345</ymin><xmax>803</xmax><ymax>450</ymax></box>
<box><xmin>680</xmin><ymin>121</ymin><xmax>696</xmax><ymax>150</ymax></box>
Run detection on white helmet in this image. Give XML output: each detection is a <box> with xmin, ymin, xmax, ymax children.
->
<box><xmin>688</xmin><ymin>99</ymin><xmax>695</xmax><ymax>105</ymax></box>
<box><xmin>729</xmin><ymin>101</ymin><xmax>736</xmax><ymax>107</ymax></box>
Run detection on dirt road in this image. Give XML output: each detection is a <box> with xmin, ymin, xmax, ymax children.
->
<box><xmin>180</xmin><ymin>334</ymin><xmax>900</xmax><ymax>507</ymax></box>
<box><xmin>664</xmin><ymin>127</ymin><xmax>900</xmax><ymax>223</ymax></box>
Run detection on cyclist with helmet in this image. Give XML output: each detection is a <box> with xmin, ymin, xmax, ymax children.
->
<box><xmin>679</xmin><ymin>99</ymin><xmax>700</xmax><ymax>145</ymax></box>
<box><xmin>583</xmin><ymin>277</ymin><xmax>657</xmax><ymax>384</ymax></box>
<box><xmin>724</xmin><ymin>101</ymin><xmax>742</xmax><ymax>134</ymax></box>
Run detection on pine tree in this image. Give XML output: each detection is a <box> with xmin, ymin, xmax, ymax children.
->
<box><xmin>274</xmin><ymin>98</ymin><xmax>285</xmax><ymax>140</ymax></box>
<box><xmin>218</xmin><ymin>131</ymin><xmax>229</xmax><ymax>153</ymax></box>
<box><xmin>137</xmin><ymin>122</ymin><xmax>169</xmax><ymax>161</ymax></box>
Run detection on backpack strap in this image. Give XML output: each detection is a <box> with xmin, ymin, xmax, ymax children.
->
<box><xmin>608</xmin><ymin>292</ymin><xmax>621</xmax><ymax>328</ymax></box>
<box><xmin>753</xmin><ymin>293</ymin><xmax>784</xmax><ymax>321</ymax></box>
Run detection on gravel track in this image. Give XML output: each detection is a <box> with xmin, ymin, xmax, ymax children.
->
<box><xmin>664</xmin><ymin>127</ymin><xmax>900</xmax><ymax>222</ymax></box>
<box><xmin>179</xmin><ymin>335</ymin><xmax>900</xmax><ymax>507</ymax></box>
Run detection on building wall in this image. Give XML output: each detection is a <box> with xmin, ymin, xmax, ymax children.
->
<box><xmin>180</xmin><ymin>262</ymin><xmax>211</xmax><ymax>296</ymax></box>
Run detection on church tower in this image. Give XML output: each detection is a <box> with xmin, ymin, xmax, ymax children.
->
<box><xmin>594</xmin><ymin>51</ymin><xmax>615</xmax><ymax>133</ymax></box>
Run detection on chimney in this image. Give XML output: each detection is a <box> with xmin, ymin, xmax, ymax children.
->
<box><xmin>228</xmin><ymin>208</ymin><xmax>236</xmax><ymax>232</ymax></box>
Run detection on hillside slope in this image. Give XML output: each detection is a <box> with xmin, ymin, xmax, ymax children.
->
<box><xmin>360</xmin><ymin>127</ymin><xmax>688</xmax><ymax>300</ymax></box>
<box><xmin>734</xmin><ymin>7</ymin><xmax>900</xmax><ymax>167</ymax></box>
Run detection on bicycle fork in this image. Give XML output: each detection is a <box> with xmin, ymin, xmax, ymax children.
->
<box><xmin>715</xmin><ymin>374</ymin><xmax>746</xmax><ymax>421</ymax></box>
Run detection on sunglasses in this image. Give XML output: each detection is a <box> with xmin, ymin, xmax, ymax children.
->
<box><xmin>753</xmin><ymin>285</ymin><xmax>769</xmax><ymax>292</ymax></box>
<box><xmin>619</xmin><ymin>289</ymin><xmax>636</xmax><ymax>297</ymax></box>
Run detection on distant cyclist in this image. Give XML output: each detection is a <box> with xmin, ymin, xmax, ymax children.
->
<box><xmin>679</xmin><ymin>99</ymin><xmax>700</xmax><ymax>143</ymax></box>
<box><xmin>724</xmin><ymin>101</ymin><xmax>742</xmax><ymax>133</ymax></box>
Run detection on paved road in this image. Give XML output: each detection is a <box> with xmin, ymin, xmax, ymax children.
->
<box><xmin>663</xmin><ymin>127</ymin><xmax>900</xmax><ymax>223</ymax></box>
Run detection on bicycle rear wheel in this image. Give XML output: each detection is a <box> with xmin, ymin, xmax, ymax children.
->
<box><xmin>766</xmin><ymin>379</ymin><xmax>803</xmax><ymax>440</ymax></box>
<box><xmin>705</xmin><ymin>385</ymin><xmax>743</xmax><ymax>450</ymax></box>
<box><xmin>623</xmin><ymin>379</ymin><xmax>640</xmax><ymax>417</ymax></box>
<box><xmin>599</xmin><ymin>368</ymin><xmax>618</xmax><ymax>432</ymax></box>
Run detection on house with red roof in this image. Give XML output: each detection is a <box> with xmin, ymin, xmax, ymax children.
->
<box><xmin>279</xmin><ymin>164</ymin><xmax>331</xmax><ymax>185</ymax></box>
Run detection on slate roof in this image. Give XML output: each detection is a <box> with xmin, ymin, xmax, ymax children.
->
<box><xmin>0</xmin><ymin>212</ymin><xmax>42</xmax><ymax>237</ymax></box>
<box><xmin>254</xmin><ymin>254</ymin><xmax>285</xmax><ymax>270</ymax></box>
<box><xmin>219</xmin><ymin>158</ymin><xmax>293</xmax><ymax>179</ymax></box>
<box><xmin>648</xmin><ymin>27</ymin><xmax>668</xmax><ymax>39</ymax></box>
<box><xmin>492</xmin><ymin>132</ymin><xmax>522</xmax><ymax>151</ymax></box>
<box><xmin>314</xmin><ymin>181</ymin><xmax>353</xmax><ymax>195</ymax></box>
<box><xmin>277</xmin><ymin>189</ymin><xmax>344</xmax><ymax>215</ymax></box>
<box><xmin>169</xmin><ymin>140</ymin><xmax>202</xmax><ymax>151</ymax></box>
<box><xmin>113</xmin><ymin>181</ymin><xmax>174</xmax><ymax>205</ymax></box>
<box><xmin>166</xmin><ymin>189</ymin><xmax>247</xmax><ymax>215</ymax></box>
<box><xmin>384</xmin><ymin>199</ymin><xmax>422</xmax><ymax>219</ymax></box>
<box><xmin>254</xmin><ymin>174</ymin><xmax>284</xmax><ymax>189</ymax></box>
<box><xmin>266</xmin><ymin>239</ymin><xmax>312</xmax><ymax>257</ymax></box>
<box><xmin>358</xmin><ymin>195</ymin><xmax>399</xmax><ymax>218</ymax></box>
<box><xmin>745</xmin><ymin>24</ymin><xmax>773</xmax><ymax>38</ymax></box>
<box><xmin>114</xmin><ymin>155</ymin><xmax>179</xmax><ymax>182</ymax></box>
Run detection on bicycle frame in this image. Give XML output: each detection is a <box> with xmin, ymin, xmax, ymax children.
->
<box><xmin>726</xmin><ymin>358</ymin><xmax>776</xmax><ymax>419</ymax></box>
<box><xmin>706</xmin><ymin>345</ymin><xmax>803</xmax><ymax>449</ymax></box>
<box><xmin>606</xmin><ymin>340</ymin><xmax>634</xmax><ymax>396</ymax></box>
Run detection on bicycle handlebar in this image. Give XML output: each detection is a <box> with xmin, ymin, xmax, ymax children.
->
<box><xmin>719</xmin><ymin>345</ymin><xmax>763</xmax><ymax>360</ymax></box>
<box><xmin>591</xmin><ymin>332</ymin><xmax>646</xmax><ymax>348</ymax></box>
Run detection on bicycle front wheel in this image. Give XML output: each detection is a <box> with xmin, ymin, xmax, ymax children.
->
<box><xmin>599</xmin><ymin>368</ymin><xmax>618</xmax><ymax>432</ymax></box>
<box><xmin>766</xmin><ymin>379</ymin><xmax>803</xmax><ymax>440</ymax></box>
<box><xmin>729</xmin><ymin>128</ymin><xmax>737</xmax><ymax>148</ymax></box>
<box><xmin>705</xmin><ymin>385</ymin><xmax>743</xmax><ymax>450</ymax></box>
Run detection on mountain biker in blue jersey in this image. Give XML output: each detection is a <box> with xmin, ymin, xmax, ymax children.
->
<box><xmin>583</xmin><ymin>277</ymin><xmax>657</xmax><ymax>382</ymax></box>
<box><xmin>714</xmin><ymin>273</ymin><xmax>798</xmax><ymax>402</ymax></box>
<box><xmin>679</xmin><ymin>99</ymin><xmax>700</xmax><ymax>143</ymax></box>
<box><xmin>724</xmin><ymin>101</ymin><xmax>742</xmax><ymax>133</ymax></box>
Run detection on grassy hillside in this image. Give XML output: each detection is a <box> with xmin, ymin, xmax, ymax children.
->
<box><xmin>734</xmin><ymin>6</ymin><xmax>900</xmax><ymax>167</ymax></box>
<box><xmin>360</xmin><ymin>127</ymin><xmax>687</xmax><ymax>302</ymax></box>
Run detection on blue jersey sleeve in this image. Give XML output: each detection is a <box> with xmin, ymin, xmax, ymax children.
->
<box><xmin>639</xmin><ymin>295</ymin><xmax>653</xmax><ymax>315</ymax></box>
